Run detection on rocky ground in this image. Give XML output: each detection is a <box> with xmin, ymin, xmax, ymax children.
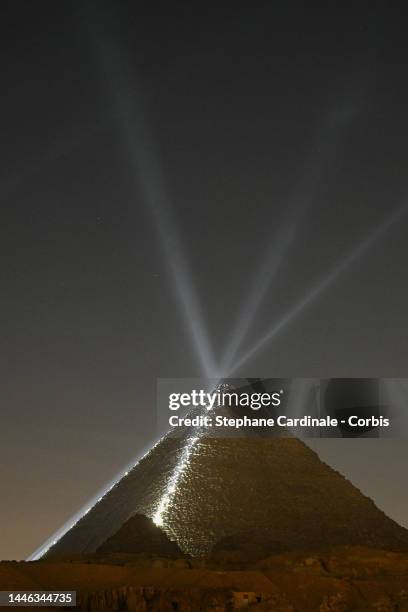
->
<box><xmin>2</xmin><ymin>546</ymin><xmax>408</xmax><ymax>610</ymax></box>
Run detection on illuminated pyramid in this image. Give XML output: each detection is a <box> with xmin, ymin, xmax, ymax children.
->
<box><xmin>45</xmin><ymin>383</ymin><xmax>408</xmax><ymax>558</ymax></box>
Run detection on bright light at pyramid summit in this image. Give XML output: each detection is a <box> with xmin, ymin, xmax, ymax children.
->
<box><xmin>227</xmin><ymin>199</ymin><xmax>408</xmax><ymax>376</ymax></box>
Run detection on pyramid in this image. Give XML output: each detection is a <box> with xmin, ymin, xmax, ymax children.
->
<box><xmin>45</xmin><ymin>387</ymin><xmax>408</xmax><ymax>558</ymax></box>
<box><xmin>96</xmin><ymin>514</ymin><xmax>182</xmax><ymax>557</ymax></box>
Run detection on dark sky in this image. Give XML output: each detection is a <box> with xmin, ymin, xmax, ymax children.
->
<box><xmin>1</xmin><ymin>1</ymin><xmax>408</xmax><ymax>559</ymax></box>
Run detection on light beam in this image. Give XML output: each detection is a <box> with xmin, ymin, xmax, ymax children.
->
<box><xmin>89</xmin><ymin>23</ymin><xmax>218</xmax><ymax>379</ymax></box>
<box><xmin>221</xmin><ymin>100</ymin><xmax>361</xmax><ymax>373</ymax></box>
<box><xmin>228</xmin><ymin>200</ymin><xmax>408</xmax><ymax>375</ymax></box>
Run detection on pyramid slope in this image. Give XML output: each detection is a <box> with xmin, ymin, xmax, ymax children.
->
<box><xmin>46</xmin><ymin>434</ymin><xmax>408</xmax><ymax>558</ymax></box>
<box><xmin>45</xmin><ymin>435</ymin><xmax>186</xmax><ymax>557</ymax></box>
<box><xmin>161</xmin><ymin>437</ymin><xmax>408</xmax><ymax>555</ymax></box>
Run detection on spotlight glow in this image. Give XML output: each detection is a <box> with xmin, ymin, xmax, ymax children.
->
<box><xmin>152</xmin><ymin>435</ymin><xmax>200</xmax><ymax>528</ymax></box>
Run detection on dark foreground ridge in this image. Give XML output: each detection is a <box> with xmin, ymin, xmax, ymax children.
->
<box><xmin>4</xmin><ymin>546</ymin><xmax>408</xmax><ymax>610</ymax></box>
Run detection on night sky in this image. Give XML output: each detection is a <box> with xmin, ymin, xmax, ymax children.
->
<box><xmin>2</xmin><ymin>1</ymin><xmax>408</xmax><ymax>559</ymax></box>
